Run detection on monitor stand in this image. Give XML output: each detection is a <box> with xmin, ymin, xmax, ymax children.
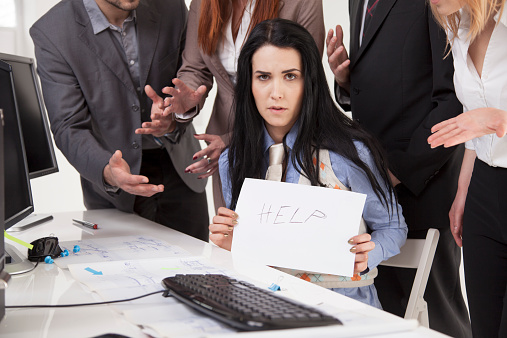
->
<box><xmin>6</xmin><ymin>213</ymin><xmax>53</xmax><ymax>232</ymax></box>
<box><xmin>4</xmin><ymin>243</ymin><xmax>35</xmax><ymax>275</ymax></box>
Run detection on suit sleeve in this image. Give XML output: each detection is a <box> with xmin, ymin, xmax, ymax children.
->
<box><xmin>295</xmin><ymin>0</ymin><xmax>325</xmax><ymax>58</ymax></box>
<box><xmin>387</xmin><ymin>12</ymin><xmax>463</xmax><ymax>196</ymax></box>
<box><xmin>30</xmin><ymin>25</ymin><xmax>112</xmax><ymax>191</ymax></box>
<box><xmin>176</xmin><ymin>0</ymin><xmax>214</xmax><ymax>110</ymax></box>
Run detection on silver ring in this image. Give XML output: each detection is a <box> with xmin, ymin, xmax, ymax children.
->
<box><xmin>206</xmin><ymin>157</ymin><xmax>211</xmax><ymax>165</ymax></box>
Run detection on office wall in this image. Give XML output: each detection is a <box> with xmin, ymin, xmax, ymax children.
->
<box><xmin>0</xmin><ymin>0</ymin><xmax>349</xmax><ymax>214</ymax></box>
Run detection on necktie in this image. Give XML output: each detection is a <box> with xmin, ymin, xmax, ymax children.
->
<box><xmin>265</xmin><ymin>143</ymin><xmax>285</xmax><ymax>181</ymax></box>
<box><xmin>363</xmin><ymin>0</ymin><xmax>380</xmax><ymax>39</ymax></box>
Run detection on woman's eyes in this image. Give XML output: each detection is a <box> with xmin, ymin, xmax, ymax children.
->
<box><xmin>257</xmin><ymin>73</ymin><xmax>298</xmax><ymax>81</ymax></box>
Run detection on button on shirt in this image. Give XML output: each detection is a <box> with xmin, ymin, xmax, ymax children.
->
<box><xmin>452</xmin><ymin>10</ymin><xmax>507</xmax><ymax>168</ymax></box>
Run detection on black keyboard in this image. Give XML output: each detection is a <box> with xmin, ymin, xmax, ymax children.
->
<box><xmin>161</xmin><ymin>274</ymin><xmax>342</xmax><ymax>331</ymax></box>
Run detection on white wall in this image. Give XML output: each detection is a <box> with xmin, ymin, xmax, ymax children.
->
<box><xmin>0</xmin><ymin>0</ymin><xmax>349</xmax><ymax>215</ymax></box>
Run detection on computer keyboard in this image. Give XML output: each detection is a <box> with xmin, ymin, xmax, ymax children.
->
<box><xmin>161</xmin><ymin>274</ymin><xmax>342</xmax><ymax>331</ymax></box>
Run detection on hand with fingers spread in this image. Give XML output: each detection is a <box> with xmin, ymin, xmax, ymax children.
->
<box><xmin>348</xmin><ymin>233</ymin><xmax>375</xmax><ymax>274</ymax></box>
<box><xmin>428</xmin><ymin>107</ymin><xmax>507</xmax><ymax>148</ymax></box>
<box><xmin>326</xmin><ymin>25</ymin><xmax>351</xmax><ymax>93</ymax></box>
<box><xmin>103</xmin><ymin>150</ymin><xmax>164</xmax><ymax>197</ymax></box>
<box><xmin>135</xmin><ymin>85</ymin><xmax>176</xmax><ymax>137</ymax></box>
<box><xmin>185</xmin><ymin>134</ymin><xmax>225</xmax><ymax>179</ymax></box>
<box><xmin>209</xmin><ymin>207</ymin><xmax>238</xmax><ymax>251</ymax></box>
<box><xmin>161</xmin><ymin>78</ymin><xmax>207</xmax><ymax>117</ymax></box>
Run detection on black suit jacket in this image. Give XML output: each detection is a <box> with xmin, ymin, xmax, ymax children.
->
<box><xmin>339</xmin><ymin>0</ymin><xmax>464</xmax><ymax>231</ymax></box>
<box><xmin>30</xmin><ymin>0</ymin><xmax>206</xmax><ymax>212</ymax></box>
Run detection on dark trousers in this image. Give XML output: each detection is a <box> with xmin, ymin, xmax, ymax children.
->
<box><xmin>463</xmin><ymin>159</ymin><xmax>507</xmax><ymax>338</ymax></box>
<box><xmin>375</xmin><ymin>226</ymin><xmax>471</xmax><ymax>337</ymax></box>
<box><xmin>134</xmin><ymin>148</ymin><xmax>209</xmax><ymax>242</ymax></box>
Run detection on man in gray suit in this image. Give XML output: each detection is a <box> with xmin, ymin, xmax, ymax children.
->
<box><xmin>30</xmin><ymin>0</ymin><xmax>209</xmax><ymax>241</ymax></box>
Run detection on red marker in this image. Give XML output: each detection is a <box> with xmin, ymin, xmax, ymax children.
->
<box><xmin>72</xmin><ymin>219</ymin><xmax>98</xmax><ymax>230</ymax></box>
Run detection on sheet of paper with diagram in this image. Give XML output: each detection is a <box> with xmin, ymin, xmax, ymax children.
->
<box><xmin>232</xmin><ymin>178</ymin><xmax>366</xmax><ymax>277</ymax></box>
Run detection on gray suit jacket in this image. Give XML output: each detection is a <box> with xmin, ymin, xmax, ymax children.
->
<box><xmin>30</xmin><ymin>0</ymin><xmax>206</xmax><ymax>212</ymax></box>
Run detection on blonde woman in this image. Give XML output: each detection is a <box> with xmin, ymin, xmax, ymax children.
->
<box><xmin>428</xmin><ymin>1</ymin><xmax>507</xmax><ymax>336</ymax></box>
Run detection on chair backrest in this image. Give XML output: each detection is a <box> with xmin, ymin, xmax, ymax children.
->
<box><xmin>380</xmin><ymin>228</ymin><xmax>440</xmax><ymax>327</ymax></box>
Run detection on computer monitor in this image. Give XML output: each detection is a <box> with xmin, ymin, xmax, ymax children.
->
<box><xmin>0</xmin><ymin>52</ymin><xmax>58</xmax><ymax>179</ymax></box>
<box><xmin>0</xmin><ymin>53</ymin><xmax>58</xmax><ymax>230</ymax></box>
<box><xmin>0</xmin><ymin>60</ymin><xmax>36</xmax><ymax>274</ymax></box>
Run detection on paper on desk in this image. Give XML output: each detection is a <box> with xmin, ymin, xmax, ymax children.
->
<box><xmin>68</xmin><ymin>256</ymin><xmax>238</xmax><ymax>336</ymax></box>
<box><xmin>68</xmin><ymin>256</ymin><xmax>235</xmax><ymax>294</ymax></box>
<box><xmin>56</xmin><ymin>235</ymin><xmax>190</xmax><ymax>268</ymax></box>
<box><xmin>232</xmin><ymin>178</ymin><xmax>366</xmax><ymax>277</ymax></box>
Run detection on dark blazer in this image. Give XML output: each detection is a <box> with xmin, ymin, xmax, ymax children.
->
<box><xmin>341</xmin><ymin>0</ymin><xmax>464</xmax><ymax>231</ymax></box>
<box><xmin>30</xmin><ymin>0</ymin><xmax>206</xmax><ymax>213</ymax></box>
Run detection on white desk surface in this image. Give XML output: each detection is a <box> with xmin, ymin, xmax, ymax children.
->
<box><xmin>0</xmin><ymin>209</ymin><xmax>447</xmax><ymax>337</ymax></box>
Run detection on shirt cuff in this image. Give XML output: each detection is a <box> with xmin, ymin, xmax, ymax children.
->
<box><xmin>336</xmin><ymin>85</ymin><xmax>351</xmax><ymax>106</ymax></box>
<box><xmin>174</xmin><ymin>104</ymin><xmax>199</xmax><ymax>122</ymax></box>
<box><xmin>465</xmin><ymin>139</ymin><xmax>475</xmax><ymax>150</ymax></box>
<box><xmin>103</xmin><ymin>180</ymin><xmax>120</xmax><ymax>195</ymax></box>
<box><xmin>163</xmin><ymin>127</ymin><xmax>181</xmax><ymax>143</ymax></box>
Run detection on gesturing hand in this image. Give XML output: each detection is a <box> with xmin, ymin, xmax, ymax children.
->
<box><xmin>209</xmin><ymin>207</ymin><xmax>238</xmax><ymax>251</ymax></box>
<box><xmin>161</xmin><ymin>78</ymin><xmax>207</xmax><ymax>116</ymax></box>
<box><xmin>326</xmin><ymin>25</ymin><xmax>351</xmax><ymax>93</ymax></box>
<box><xmin>428</xmin><ymin>108</ymin><xmax>507</xmax><ymax>148</ymax></box>
<box><xmin>135</xmin><ymin>85</ymin><xmax>176</xmax><ymax>137</ymax></box>
<box><xmin>185</xmin><ymin>134</ymin><xmax>225</xmax><ymax>179</ymax></box>
<box><xmin>103</xmin><ymin>150</ymin><xmax>164</xmax><ymax>197</ymax></box>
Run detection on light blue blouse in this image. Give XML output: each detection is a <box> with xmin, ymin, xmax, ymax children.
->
<box><xmin>219</xmin><ymin>121</ymin><xmax>408</xmax><ymax>308</ymax></box>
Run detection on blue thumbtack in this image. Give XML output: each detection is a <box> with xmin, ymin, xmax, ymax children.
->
<box><xmin>268</xmin><ymin>283</ymin><xmax>281</xmax><ymax>292</ymax></box>
<box><xmin>73</xmin><ymin>245</ymin><xmax>80</xmax><ymax>253</ymax></box>
<box><xmin>44</xmin><ymin>256</ymin><xmax>54</xmax><ymax>264</ymax></box>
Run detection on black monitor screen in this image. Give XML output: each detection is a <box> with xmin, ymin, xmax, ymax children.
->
<box><xmin>0</xmin><ymin>53</ymin><xmax>58</xmax><ymax>179</ymax></box>
<box><xmin>0</xmin><ymin>60</ymin><xmax>34</xmax><ymax>229</ymax></box>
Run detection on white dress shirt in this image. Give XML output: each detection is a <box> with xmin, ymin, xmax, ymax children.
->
<box><xmin>451</xmin><ymin>10</ymin><xmax>507</xmax><ymax>168</ymax></box>
<box><xmin>175</xmin><ymin>0</ymin><xmax>255</xmax><ymax>121</ymax></box>
<box><xmin>217</xmin><ymin>0</ymin><xmax>256</xmax><ymax>85</ymax></box>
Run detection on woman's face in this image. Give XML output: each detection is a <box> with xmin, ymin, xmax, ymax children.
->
<box><xmin>430</xmin><ymin>0</ymin><xmax>463</xmax><ymax>16</ymax></box>
<box><xmin>251</xmin><ymin>45</ymin><xmax>304</xmax><ymax>144</ymax></box>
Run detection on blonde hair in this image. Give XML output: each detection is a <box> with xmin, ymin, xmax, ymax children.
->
<box><xmin>430</xmin><ymin>0</ymin><xmax>506</xmax><ymax>43</ymax></box>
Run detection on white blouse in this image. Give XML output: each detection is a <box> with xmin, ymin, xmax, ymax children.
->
<box><xmin>217</xmin><ymin>0</ymin><xmax>256</xmax><ymax>85</ymax></box>
<box><xmin>451</xmin><ymin>10</ymin><xmax>507</xmax><ymax>168</ymax></box>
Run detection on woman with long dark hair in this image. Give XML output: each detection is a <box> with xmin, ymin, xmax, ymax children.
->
<box><xmin>143</xmin><ymin>0</ymin><xmax>325</xmax><ymax>212</ymax></box>
<box><xmin>210</xmin><ymin>18</ymin><xmax>407</xmax><ymax>307</ymax></box>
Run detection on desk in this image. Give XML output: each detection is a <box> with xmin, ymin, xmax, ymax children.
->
<box><xmin>0</xmin><ymin>209</ymin><xmax>447</xmax><ymax>337</ymax></box>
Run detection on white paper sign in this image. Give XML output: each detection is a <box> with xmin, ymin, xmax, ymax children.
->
<box><xmin>232</xmin><ymin>178</ymin><xmax>366</xmax><ymax>277</ymax></box>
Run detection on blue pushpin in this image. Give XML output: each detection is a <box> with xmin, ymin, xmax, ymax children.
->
<box><xmin>73</xmin><ymin>245</ymin><xmax>80</xmax><ymax>253</ymax></box>
<box><xmin>268</xmin><ymin>283</ymin><xmax>281</xmax><ymax>292</ymax></box>
<box><xmin>44</xmin><ymin>256</ymin><xmax>54</xmax><ymax>264</ymax></box>
<box><xmin>63</xmin><ymin>249</ymin><xmax>69</xmax><ymax>256</ymax></box>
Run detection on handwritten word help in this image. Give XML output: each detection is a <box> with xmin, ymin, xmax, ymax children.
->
<box><xmin>257</xmin><ymin>203</ymin><xmax>327</xmax><ymax>225</ymax></box>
